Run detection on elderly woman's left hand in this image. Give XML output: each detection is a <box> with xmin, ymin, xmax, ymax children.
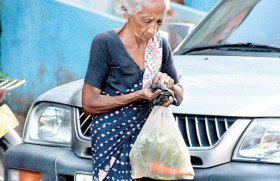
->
<box><xmin>152</xmin><ymin>72</ymin><xmax>176</xmax><ymax>107</ymax></box>
<box><xmin>153</xmin><ymin>72</ymin><xmax>174</xmax><ymax>90</ymax></box>
<box><xmin>161</xmin><ymin>96</ymin><xmax>174</xmax><ymax>107</ymax></box>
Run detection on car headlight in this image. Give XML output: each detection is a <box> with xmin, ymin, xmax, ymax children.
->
<box><xmin>233</xmin><ymin>119</ymin><xmax>280</xmax><ymax>163</ymax></box>
<box><xmin>23</xmin><ymin>102</ymin><xmax>71</xmax><ymax>146</ymax></box>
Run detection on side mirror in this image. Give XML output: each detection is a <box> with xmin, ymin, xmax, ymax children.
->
<box><xmin>168</xmin><ymin>23</ymin><xmax>195</xmax><ymax>51</ymax></box>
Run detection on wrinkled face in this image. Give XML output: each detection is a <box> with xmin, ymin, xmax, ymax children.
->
<box><xmin>127</xmin><ymin>0</ymin><xmax>168</xmax><ymax>43</ymax></box>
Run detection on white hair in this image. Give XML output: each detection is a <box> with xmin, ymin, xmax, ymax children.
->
<box><xmin>116</xmin><ymin>0</ymin><xmax>170</xmax><ymax>16</ymax></box>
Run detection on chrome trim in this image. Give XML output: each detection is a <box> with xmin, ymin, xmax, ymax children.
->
<box><xmin>205</xmin><ymin>117</ymin><xmax>212</xmax><ymax>146</ymax></box>
<box><xmin>195</xmin><ymin>117</ymin><xmax>202</xmax><ymax>147</ymax></box>
<box><xmin>215</xmin><ymin>118</ymin><xmax>221</xmax><ymax>139</ymax></box>
<box><xmin>185</xmin><ymin>116</ymin><xmax>192</xmax><ymax>147</ymax></box>
<box><xmin>77</xmin><ymin>109</ymin><xmax>92</xmax><ymax>140</ymax></box>
<box><xmin>80</xmin><ymin>115</ymin><xmax>91</xmax><ymax>135</ymax></box>
<box><xmin>225</xmin><ymin>118</ymin><xmax>229</xmax><ymax>130</ymax></box>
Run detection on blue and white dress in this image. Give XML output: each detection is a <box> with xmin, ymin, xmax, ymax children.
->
<box><xmin>84</xmin><ymin>30</ymin><xmax>179</xmax><ymax>181</ymax></box>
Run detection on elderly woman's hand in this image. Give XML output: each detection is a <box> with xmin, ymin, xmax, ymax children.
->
<box><xmin>136</xmin><ymin>86</ymin><xmax>175</xmax><ymax>107</ymax></box>
<box><xmin>162</xmin><ymin>96</ymin><xmax>174</xmax><ymax>107</ymax></box>
<box><xmin>138</xmin><ymin>88</ymin><xmax>161</xmax><ymax>102</ymax></box>
<box><xmin>152</xmin><ymin>72</ymin><xmax>184</xmax><ymax>107</ymax></box>
<box><xmin>153</xmin><ymin>72</ymin><xmax>174</xmax><ymax>90</ymax></box>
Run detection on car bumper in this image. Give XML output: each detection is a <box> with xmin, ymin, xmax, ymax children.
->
<box><xmin>192</xmin><ymin>162</ymin><xmax>280</xmax><ymax>181</ymax></box>
<box><xmin>4</xmin><ymin>143</ymin><xmax>91</xmax><ymax>181</ymax></box>
<box><xmin>5</xmin><ymin>144</ymin><xmax>280</xmax><ymax>181</ymax></box>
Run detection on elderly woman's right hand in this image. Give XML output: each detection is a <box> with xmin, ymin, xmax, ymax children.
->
<box><xmin>137</xmin><ymin>88</ymin><xmax>161</xmax><ymax>102</ymax></box>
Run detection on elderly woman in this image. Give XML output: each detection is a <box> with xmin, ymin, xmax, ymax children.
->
<box><xmin>82</xmin><ymin>0</ymin><xmax>184</xmax><ymax>180</ymax></box>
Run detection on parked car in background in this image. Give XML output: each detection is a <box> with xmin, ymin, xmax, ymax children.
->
<box><xmin>5</xmin><ymin>0</ymin><xmax>280</xmax><ymax>180</ymax></box>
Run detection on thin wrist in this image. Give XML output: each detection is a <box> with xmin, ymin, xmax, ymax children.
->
<box><xmin>172</xmin><ymin>83</ymin><xmax>182</xmax><ymax>91</ymax></box>
<box><xmin>135</xmin><ymin>89</ymin><xmax>148</xmax><ymax>100</ymax></box>
<box><xmin>134</xmin><ymin>90</ymin><xmax>143</xmax><ymax>99</ymax></box>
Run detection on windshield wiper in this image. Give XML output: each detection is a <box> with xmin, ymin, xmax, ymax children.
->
<box><xmin>178</xmin><ymin>43</ymin><xmax>280</xmax><ymax>55</ymax></box>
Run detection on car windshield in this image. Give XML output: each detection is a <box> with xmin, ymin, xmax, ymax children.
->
<box><xmin>176</xmin><ymin>0</ymin><xmax>280</xmax><ymax>54</ymax></box>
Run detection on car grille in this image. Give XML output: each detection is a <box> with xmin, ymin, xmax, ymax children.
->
<box><xmin>78</xmin><ymin>110</ymin><xmax>92</xmax><ymax>139</ymax></box>
<box><xmin>78</xmin><ymin>109</ymin><xmax>237</xmax><ymax>148</ymax></box>
<box><xmin>176</xmin><ymin>114</ymin><xmax>237</xmax><ymax>147</ymax></box>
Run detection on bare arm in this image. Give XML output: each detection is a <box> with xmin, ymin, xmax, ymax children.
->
<box><xmin>82</xmin><ymin>83</ymin><xmax>161</xmax><ymax>115</ymax></box>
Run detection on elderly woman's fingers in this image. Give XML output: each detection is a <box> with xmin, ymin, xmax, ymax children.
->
<box><xmin>153</xmin><ymin>72</ymin><xmax>167</xmax><ymax>85</ymax></box>
<box><xmin>162</xmin><ymin>96</ymin><xmax>174</xmax><ymax>107</ymax></box>
<box><xmin>153</xmin><ymin>72</ymin><xmax>174</xmax><ymax>89</ymax></box>
<box><xmin>152</xmin><ymin>89</ymin><xmax>162</xmax><ymax>100</ymax></box>
<box><xmin>166</xmin><ymin>78</ymin><xmax>175</xmax><ymax>90</ymax></box>
<box><xmin>153</xmin><ymin>72</ymin><xmax>161</xmax><ymax>85</ymax></box>
<box><xmin>141</xmin><ymin>88</ymin><xmax>161</xmax><ymax>102</ymax></box>
<box><xmin>159</xmin><ymin>73</ymin><xmax>168</xmax><ymax>85</ymax></box>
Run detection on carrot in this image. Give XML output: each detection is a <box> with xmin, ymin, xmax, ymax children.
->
<box><xmin>149</xmin><ymin>161</ymin><xmax>194</xmax><ymax>177</ymax></box>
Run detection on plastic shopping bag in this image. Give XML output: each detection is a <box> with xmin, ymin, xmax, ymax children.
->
<box><xmin>129</xmin><ymin>106</ymin><xmax>195</xmax><ymax>180</ymax></box>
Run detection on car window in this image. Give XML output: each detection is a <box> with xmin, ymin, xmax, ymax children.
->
<box><xmin>179</xmin><ymin>0</ymin><xmax>280</xmax><ymax>50</ymax></box>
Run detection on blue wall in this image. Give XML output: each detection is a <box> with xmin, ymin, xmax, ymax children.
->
<box><xmin>185</xmin><ymin>0</ymin><xmax>220</xmax><ymax>12</ymax></box>
<box><xmin>1</xmin><ymin>0</ymin><xmax>123</xmax><ymax>114</ymax></box>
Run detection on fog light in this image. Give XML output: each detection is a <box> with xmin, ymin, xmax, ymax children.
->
<box><xmin>9</xmin><ymin>169</ymin><xmax>42</xmax><ymax>181</ymax></box>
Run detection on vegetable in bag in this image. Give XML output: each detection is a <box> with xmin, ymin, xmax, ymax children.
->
<box><xmin>129</xmin><ymin>106</ymin><xmax>195</xmax><ymax>180</ymax></box>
